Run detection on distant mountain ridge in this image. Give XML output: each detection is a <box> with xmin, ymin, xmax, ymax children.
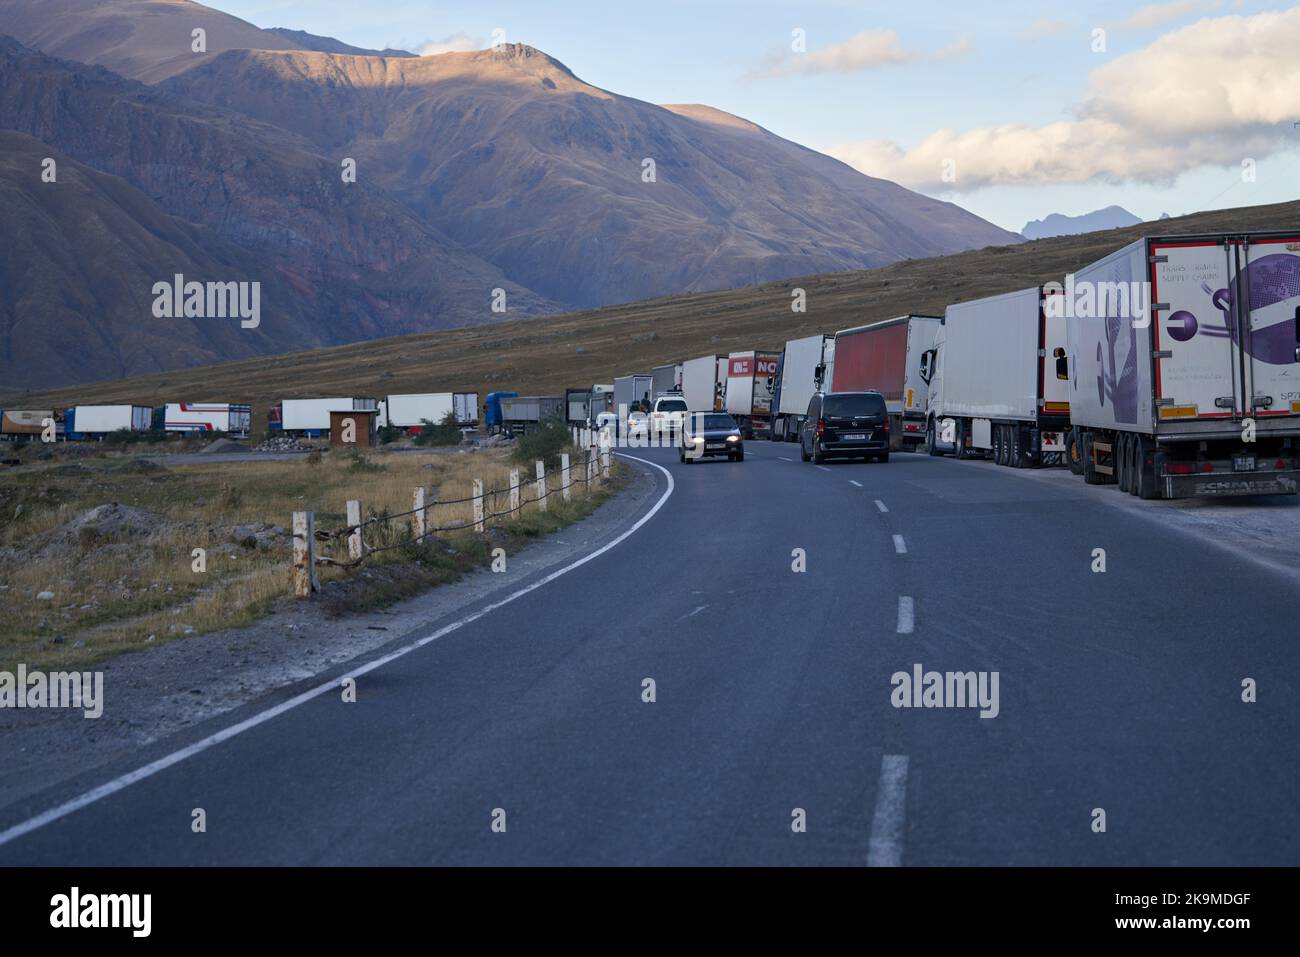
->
<box><xmin>1021</xmin><ymin>205</ymin><xmax>1143</xmax><ymax>239</ymax></box>
<box><xmin>0</xmin><ymin>0</ymin><xmax>1024</xmax><ymax>389</ymax></box>
<box><xmin>263</xmin><ymin>28</ymin><xmax>416</xmax><ymax>58</ymax></box>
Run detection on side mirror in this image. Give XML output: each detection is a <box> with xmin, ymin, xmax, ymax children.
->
<box><xmin>1053</xmin><ymin>347</ymin><xmax>1069</xmax><ymax>381</ymax></box>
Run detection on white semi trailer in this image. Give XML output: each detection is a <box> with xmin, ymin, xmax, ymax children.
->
<box><xmin>270</xmin><ymin>398</ymin><xmax>378</xmax><ymax>436</ymax></box>
<box><xmin>681</xmin><ymin>355</ymin><xmax>727</xmax><ymax>413</ymax></box>
<box><xmin>1064</xmin><ymin>232</ymin><xmax>1300</xmax><ymax>497</ymax></box>
<box><xmin>923</xmin><ymin>286</ymin><xmax>1071</xmax><ymax>467</ymax></box>
<box><xmin>163</xmin><ymin>403</ymin><xmax>251</xmax><ymax>435</ymax></box>
<box><xmin>770</xmin><ymin>334</ymin><xmax>832</xmax><ymax>441</ymax></box>
<box><xmin>378</xmin><ymin>393</ymin><xmax>479</xmax><ymax>433</ymax></box>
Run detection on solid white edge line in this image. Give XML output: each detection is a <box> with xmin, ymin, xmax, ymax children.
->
<box><xmin>866</xmin><ymin>754</ymin><xmax>909</xmax><ymax>866</ymax></box>
<box><xmin>815</xmin><ymin>465</ymin><xmax>831</xmax><ymax>472</ymax></box>
<box><xmin>896</xmin><ymin>596</ymin><xmax>914</xmax><ymax>634</ymax></box>
<box><xmin>892</xmin><ymin>534</ymin><xmax>907</xmax><ymax>555</ymax></box>
<box><xmin>0</xmin><ymin>453</ymin><xmax>675</xmax><ymax>849</ymax></box>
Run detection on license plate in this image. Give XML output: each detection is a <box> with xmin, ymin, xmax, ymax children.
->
<box><xmin>705</xmin><ymin>443</ymin><xmax>725</xmax><ymax>451</ymax></box>
<box><xmin>1233</xmin><ymin>454</ymin><xmax>1257</xmax><ymax>472</ymax></box>
<box><xmin>841</xmin><ymin>433</ymin><xmax>866</xmax><ymax>441</ymax></box>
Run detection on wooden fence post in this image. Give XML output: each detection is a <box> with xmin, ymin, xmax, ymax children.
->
<box><xmin>509</xmin><ymin>469</ymin><xmax>520</xmax><ymax>519</ymax></box>
<box><xmin>412</xmin><ymin>487</ymin><xmax>426</xmax><ymax>541</ymax></box>
<box><xmin>473</xmin><ymin>479</ymin><xmax>485</xmax><ymax>531</ymax></box>
<box><xmin>535</xmin><ymin>460</ymin><xmax>548</xmax><ymax>512</ymax></box>
<box><xmin>561</xmin><ymin>453</ymin><xmax>571</xmax><ymax>502</ymax></box>
<box><xmin>292</xmin><ymin>511</ymin><xmax>319</xmax><ymax>597</ymax></box>
<box><xmin>601</xmin><ymin>449</ymin><xmax>611</xmax><ymax>479</ymax></box>
<box><xmin>346</xmin><ymin>499</ymin><xmax>363</xmax><ymax>561</ymax></box>
<box><xmin>586</xmin><ymin>448</ymin><xmax>595</xmax><ymax>493</ymax></box>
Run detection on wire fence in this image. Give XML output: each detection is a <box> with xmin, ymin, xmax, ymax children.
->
<box><xmin>291</xmin><ymin>441</ymin><xmax>613</xmax><ymax>591</ymax></box>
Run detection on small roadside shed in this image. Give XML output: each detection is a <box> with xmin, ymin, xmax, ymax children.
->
<box><xmin>329</xmin><ymin>409</ymin><xmax>378</xmax><ymax>448</ymax></box>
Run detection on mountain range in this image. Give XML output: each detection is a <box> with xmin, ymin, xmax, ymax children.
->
<box><xmin>0</xmin><ymin>0</ymin><xmax>1021</xmax><ymax>389</ymax></box>
<box><xmin>1021</xmin><ymin>205</ymin><xmax>1143</xmax><ymax>240</ymax></box>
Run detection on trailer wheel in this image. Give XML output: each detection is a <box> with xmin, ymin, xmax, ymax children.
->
<box><xmin>927</xmin><ymin>421</ymin><xmax>943</xmax><ymax>457</ymax></box>
<box><xmin>1117</xmin><ymin>434</ymin><xmax>1133</xmax><ymax>493</ymax></box>
<box><xmin>1066</xmin><ymin>428</ymin><xmax>1086</xmax><ymax>476</ymax></box>
<box><xmin>1007</xmin><ymin>427</ymin><xmax>1020</xmax><ymax>468</ymax></box>
<box><xmin>992</xmin><ymin>426</ymin><xmax>1005</xmax><ymax>466</ymax></box>
<box><xmin>1082</xmin><ymin>431</ymin><xmax>1106</xmax><ymax>485</ymax></box>
<box><xmin>1135</xmin><ymin>437</ymin><xmax>1159</xmax><ymax>499</ymax></box>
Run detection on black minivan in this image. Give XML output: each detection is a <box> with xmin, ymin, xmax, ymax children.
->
<box><xmin>799</xmin><ymin>392</ymin><xmax>891</xmax><ymax>463</ymax></box>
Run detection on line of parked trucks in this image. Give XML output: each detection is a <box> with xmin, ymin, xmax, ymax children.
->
<box><xmin>5</xmin><ymin>230</ymin><xmax>1296</xmax><ymax>499</ymax></box>
<box><xmin>587</xmin><ymin>230</ymin><xmax>1300</xmax><ymax>499</ymax></box>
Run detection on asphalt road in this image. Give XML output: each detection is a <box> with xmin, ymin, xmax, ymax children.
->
<box><xmin>2</xmin><ymin>441</ymin><xmax>1297</xmax><ymax>865</ymax></box>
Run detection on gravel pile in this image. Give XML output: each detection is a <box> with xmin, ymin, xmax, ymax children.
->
<box><xmin>253</xmin><ymin>435</ymin><xmax>314</xmax><ymax>452</ymax></box>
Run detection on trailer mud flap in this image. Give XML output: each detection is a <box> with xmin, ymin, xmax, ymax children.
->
<box><xmin>1165</xmin><ymin>470</ymin><xmax>1300</xmax><ymax>498</ymax></box>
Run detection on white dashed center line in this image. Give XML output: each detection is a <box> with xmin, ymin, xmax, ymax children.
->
<box><xmin>867</xmin><ymin>755</ymin><xmax>910</xmax><ymax>867</ymax></box>
<box><xmin>896</xmin><ymin>596</ymin><xmax>914</xmax><ymax>634</ymax></box>
<box><xmin>874</xmin><ymin>500</ymin><xmax>888</xmax><ymax>513</ymax></box>
<box><xmin>849</xmin><ymin>480</ymin><xmax>863</xmax><ymax>487</ymax></box>
<box><xmin>892</xmin><ymin>534</ymin><xmax>907</xmax><ymax>555</ymax></box>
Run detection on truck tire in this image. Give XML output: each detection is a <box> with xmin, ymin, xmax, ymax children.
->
<box><xmin>1135</xmin><ymin>436</ymin><xmax>1159</xmax><ymax>499</ymax></box>
<box><xmin>992</xmin><ymin>426</ymin><xmax>1005</xmax><ymax>466</ymax></box>
<box><xmin>1118</xmin><ymin>434</ymin><xmax>1133</xmax><ymax>493</ymax></box>
<box><xmin>1007</xmin><ymin>427</ymin><xmax>1021</xmax><ymax>468</ymax></box>
<box><xmin>927</xmin><ymin>421</ymin><xmax>943</xmax><ymax>457</ymax></box>
<box><xmin>954</xmin><ymin>420</ymin><xmax>970</xmax><ymax>459</ymax></box>
<box><xmin>1082</xmin><ymin>431</ymin><xmax>1105</xmax><ymax>485</ymax></box>
<box><xmin>1066</xmin><ymin>428</ymin><xmax>1085</xmax><ymax>476</ymax></box>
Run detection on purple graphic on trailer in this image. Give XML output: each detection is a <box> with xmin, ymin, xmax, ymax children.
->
<box><xmin>1096</xmin><ymin>292</ymin><xmax>1141</xmax><ymax>424</ymax></box>
<box><xmin>1165</xmin><ymin>253</ymin><xmax>1300</xmax><ymax>365</ymax></box>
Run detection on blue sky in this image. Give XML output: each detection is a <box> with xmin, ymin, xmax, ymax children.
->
<box><xmin>209</xmin><ymin>0</ymin><xmax>1300</xmax><ymax>232</ymax></box>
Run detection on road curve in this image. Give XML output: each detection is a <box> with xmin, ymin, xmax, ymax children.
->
<box><xmin>1</xmin><ymin>444</ymin><xmax>1297</xmax><ymax>865</ymax></box>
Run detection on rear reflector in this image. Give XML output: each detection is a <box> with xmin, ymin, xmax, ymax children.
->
<box><xmin>1158</xmin><ymin>405</ymin><xmax>1199</xmax><ymax>419</ymax></box>
<box><xmin>1166</xmin><ymin>463</ymin><xmax>1195</xmax><ymax>475</ymax></box>
<box><xmin>1202</xmin><ymin>463</ymin><xmax>1214</xmax><ymax>473</ymax></box>
<box><xmin>1292</xmin><ymin>401</ymin><xmax>1300</xmax><ymax>414</ymax></box>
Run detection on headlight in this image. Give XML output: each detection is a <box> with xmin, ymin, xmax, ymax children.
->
<box><xmin>693</xmin><ymin>436</ymin><xmax>705</xmax><ymax>444</ymax></box>
<box><xmin>726</xmin><ymin>435</ymin><xmax>739</xmax><ymax>442</ymax></box>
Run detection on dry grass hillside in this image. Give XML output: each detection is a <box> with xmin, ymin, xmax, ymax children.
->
<box><xmin>6</xmin><ymin>200</ymin><xmax>1297</xmax><ymax>431</ymax></box>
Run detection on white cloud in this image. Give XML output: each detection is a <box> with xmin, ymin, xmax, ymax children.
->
<box><xmin>751</xmin><ymin>29</ymin><xmax>970</xmax><ymax>79</ymax></box>
<box><xmin>418</xmin><ymin>33</ymin><xmax>480</xmax><ymax>56</ymax></box>
<box><xmin>1110</xmin><ymin>0</ymin><xmax>1219</xmax><ymax>32</ymax></box>
<box><xmin>1020</xmin><ymin>17</ymin><xmax>1070</xmax><ymax>40</ymax></box>
<box><xmin>829</xmin><ymin>7</ymin><xmax>1300</xmax><ymax>191</ymax></box>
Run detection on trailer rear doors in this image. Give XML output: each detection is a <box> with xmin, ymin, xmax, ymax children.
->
<box><xmin>1153</xmin><ymin>236</ymin><xmax>1300</xmax><ymax>424</ymax></box>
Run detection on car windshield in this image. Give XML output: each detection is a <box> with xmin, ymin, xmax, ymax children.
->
<box><xmin>694</xmin><ymin>414</ymin><xmax>736</xmax><ymax>430</ymax></box>
<box><xmin>823</xmin><ymin>394</ymin><xmax>886</xmax><ymax>417</ymax></box>
<box><xmin>657</xmin><ymin>399</ymin><xmax>687</xmax><ymax>412</ymax></box>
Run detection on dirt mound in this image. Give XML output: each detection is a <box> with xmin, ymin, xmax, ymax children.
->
<box><xmin>199</xmin><ymin>438</ymin><xmax>250</xmax><ymax>454</ymax></box>
<box><xmin>46</xmin><ymin>503</ymin><xmax>172</xmax><ymax>556</ymax></box>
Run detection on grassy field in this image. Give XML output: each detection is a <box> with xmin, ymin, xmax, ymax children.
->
<box><xmin>4</xmin><ymin>200</ymin><xmax>1297</xmax><ymax>433</ymax></box>
<box><xmin>0</xmin><ymin>442</ymin><xmax>623</xmax><ymax>672</ymax></box>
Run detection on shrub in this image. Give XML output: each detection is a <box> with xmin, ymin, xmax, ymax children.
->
<box><xmin>347</xmin><ymin>450</ymin><xmax>387</xmax><ymax>473</ymax></box>
<box><xmin>510</xmin><ymin>415</ymin><xmax>573</xmax><ymax>470</ymax></box>
<box><xmin>413</xmin><ymin>411</ymin><xmax>462</xmax><ymax>447</ymax></box>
